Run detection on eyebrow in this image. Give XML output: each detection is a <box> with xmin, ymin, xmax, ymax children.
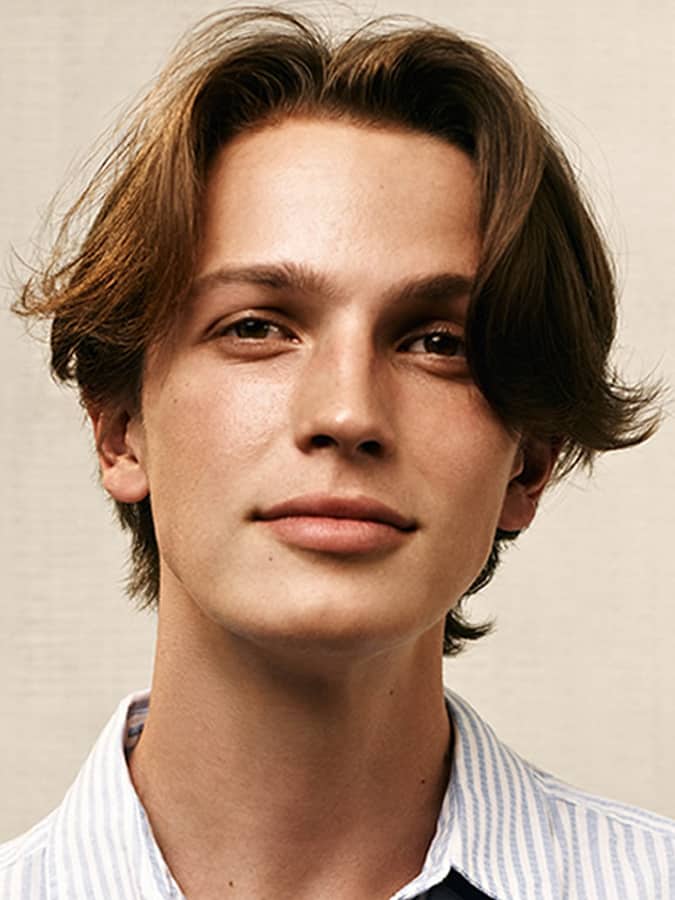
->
<box><xmin>189</xmin><ymin>261</ymin><xmax>473</xmax><ymax>308</ymax></box>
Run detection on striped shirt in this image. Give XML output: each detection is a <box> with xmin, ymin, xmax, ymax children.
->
<box><xmin>1</xmin><ymin>687</ymin><xmax>673</xmax><ymax>898</ymax></box>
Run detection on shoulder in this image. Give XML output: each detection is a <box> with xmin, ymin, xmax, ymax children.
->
<box><xmin>443</xmin><ymin>687</ymin><xmax>675</xmax><ymax>898</ymax></box>
<box><xmin>0</xmin><ymin>810</ymin><xmax>54</xmax><ymax>896</ymax></box>
<box><xmin>533</xmin><ymin>764</ymin><xmax>675</xmax><ymax>894</ymax></box>
<box><xmin>535</xmin><ymin>761</ymin><xmax>675</xmax><ymax>837</ymax></box>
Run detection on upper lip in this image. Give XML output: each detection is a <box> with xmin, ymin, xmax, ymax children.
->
<box><xmin>255</xmin><ymin>494</ymin><xmax>418</xmax><ymax>531</ymax></box>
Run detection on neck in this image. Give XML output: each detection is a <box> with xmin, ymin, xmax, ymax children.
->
<box><xmin>129</xmin><ymin>593</ymin><xmax>452</xmax><ymax>900</ymax></box>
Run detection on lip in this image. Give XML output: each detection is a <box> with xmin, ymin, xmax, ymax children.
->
<box><xmin>254</xmin><ymin>494</ymin><xmax>417</xmax><ymax>554</ymax></box>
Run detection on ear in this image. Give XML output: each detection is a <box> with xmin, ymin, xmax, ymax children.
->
<box><xmin>498</xmin><ymin>436</ymin><xmax>559</xmax><ymax>532</ymax></box>
<box><xmin>87</xmin><ymin>403</ymin><xmax>149</xmax><ymax>504</ymax></box>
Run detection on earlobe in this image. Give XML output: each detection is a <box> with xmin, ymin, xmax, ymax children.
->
<box><xmin>498</xmin><ymin>437</ymin><xmax>558</xmax><ymax>532</ymax></box>
<box><xmin>87</xmin><ymin>404</ymin><xmax>149</xmax><ymax>504</ymax></box>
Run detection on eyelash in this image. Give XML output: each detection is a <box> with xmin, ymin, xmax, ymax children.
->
<box><xmin>215</xmin><ymin>316</ymin><xmax>466</xmax><ymax>358</ymax></box>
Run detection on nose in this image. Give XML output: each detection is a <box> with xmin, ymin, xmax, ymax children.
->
<box><xmin>290</xmin><ymin>327</ymin><xmax>395</xmax><ymax>460</ymax></box>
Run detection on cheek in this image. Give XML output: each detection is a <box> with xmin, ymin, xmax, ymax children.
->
<box><xmin>150</xmin><ymin>369</ymin><xmax>288</xmax><ymax>464</ymax></box>
<box><xmin>140</xmin><ymin>367</ymin><xmax>291</xmax><ymax>540</ymax></box>
<box><xmin>407</xmin><ymin>386</ymin><xmax>517</xmax><ymax>522</ymax></box>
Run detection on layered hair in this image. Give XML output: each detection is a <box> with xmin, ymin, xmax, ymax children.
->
<box><xmin>13</xmin><ymin>8</ymin><xmax>660</xmax><ymax>653</ymax></box>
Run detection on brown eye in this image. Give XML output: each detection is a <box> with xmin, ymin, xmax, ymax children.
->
<box><xmin>228</xmin><ymin>317</ymin><xmax>281</xmax><ymax>339</ymax></box>
<box><xmin>403</xmin><ymin>329</ymin><xmax>466</xmax><ymax>357</ymax></box>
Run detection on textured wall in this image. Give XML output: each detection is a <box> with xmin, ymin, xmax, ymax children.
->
<box><xmin>1</xmin><ymin>0</ymin><xmax>673</xmax><ymax>840</ymax></box>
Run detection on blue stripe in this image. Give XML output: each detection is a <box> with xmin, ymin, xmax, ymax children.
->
<box><xmin>458</xmin><ymin>704</ymin><xmax>500</xmax><ymax>897</ymax></box>
<box><xmin>454</xmin><ymin>704</ymin><xmax>488</xmax><ymax>888</ymax></box>
<box><xmin>643</xmin><ymin>828</ymin><xmax>662</xmax><ymax>896</ymax></box>
<box><xmin>479</xmin><ymin>707</ymin><xmax>510</xmax><ymax>894</ymax></box>
<box><xmin>510</xmin><ymin>747</ymin><xmax>544</xmax><ymax>893</ymax></box>
<box><xmin>101</xmin><ymin>731</ymin><xmax>126</xmax><ymax>896</ymax></box>
<box><xmin>586</xmin><ymin>808</ymin><xmax>608</xmax><ymax>900</ymax></box>
<box><xmin>73</xmin><ymin>764</ymin><xmax>99</xmax><ymax>898</ymax></box>
<box><xmin>559</xmin><ymin>796</ymin><xmax>587</xmax><ymax>898</ymax></box>
<box><xmin>606</xmin><ymin>817</ymin><xmax>628</xmax><ymax>899</ymax></box>
<box><xmin>622</xmin><ymin>815</ymin><xmax>650</xmax><ymax>898</ymax></box>
<box><xmin>496</xmin><ymin>739</ymin><xmax>531</xmax><ymax>888</ymax></box>
<box><xmin>527</xmin><ymin>770</ymin><xmax>560</xmax><ymax>893</ymax></box>
<box><xmin>547</xmin><ymin>794</ymin><xmax>570</xmax><ymax>897</ymax></box>
<box><xmin>453</xmin><ymin>776</ymin><xmax>471</xmax><ymax>878</ymax></box>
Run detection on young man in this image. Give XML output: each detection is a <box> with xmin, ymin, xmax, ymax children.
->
<box><xmin>2</xmin><ymin>8</ymin><xmax>673</xmax><ymax>899</ymax></box>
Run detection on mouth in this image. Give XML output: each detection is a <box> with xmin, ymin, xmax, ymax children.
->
<box><xmin>253</xmin><ymin>494</ymin><xmax>418</xmax><ymax>554</ymax></box>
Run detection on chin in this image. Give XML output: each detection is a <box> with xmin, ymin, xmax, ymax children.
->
<box><xmin>220</xmin><ymin>597</ymin><xmax>441</xmax><ymax>665</ymax></box>
<box><xmin>181</xmin><ymin>565</ymin><xmax>448</xmax><ymax>663</ymax></box>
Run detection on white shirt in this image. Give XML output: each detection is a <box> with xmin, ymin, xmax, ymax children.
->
<box><xmin>1</xmin><ymin>688</ymin><xmax>673</xmax><ymax>898</ymax></box>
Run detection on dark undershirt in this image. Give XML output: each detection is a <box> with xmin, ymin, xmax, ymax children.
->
<box><xmin>428</xmin><ymin>869</ymin><xmax>492</xmax><ymax>899</ymax></box>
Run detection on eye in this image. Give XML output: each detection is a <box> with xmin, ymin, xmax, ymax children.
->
<box><xmin>216</xmin><ymin>316</ymin><xmax>295</xmax><ymax>342</ymax></box>
<box><xmin>400</xmin><ymin>326</ymin><xmax>466</xmax><ymax>358</ymax></box>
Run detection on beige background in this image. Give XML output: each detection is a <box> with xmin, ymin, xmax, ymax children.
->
<box><xmin>1</xmin><ymin>0</ymin><xmax>673</xmax><ymax>841</ymax></box>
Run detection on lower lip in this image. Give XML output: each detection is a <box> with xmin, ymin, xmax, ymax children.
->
<box><xmin>259</xmin><ymin>516</ymin><xmax>412</xmax><ymax>553</ymax></box>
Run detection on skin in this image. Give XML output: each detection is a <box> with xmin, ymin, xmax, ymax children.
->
<box><xmin>92</xmin><ymin>118</ymin><xmax>554</xmax><ymax>899</ymax></box>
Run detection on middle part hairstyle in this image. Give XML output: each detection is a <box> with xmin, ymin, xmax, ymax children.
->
<box><xmin>16</xmin><ymin>8</ymin><xmax>660</xmax><ymax>653</ymax></box>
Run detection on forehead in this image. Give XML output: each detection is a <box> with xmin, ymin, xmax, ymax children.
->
<box><xmin>195</xmin><ymin>117</ymin><xmax>480</xmax><ymax>300</ymax></box>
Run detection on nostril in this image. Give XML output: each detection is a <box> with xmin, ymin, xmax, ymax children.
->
<box><xmin>310</xmin><ymin>434</ymin><xmax>337</xmax><ymax>448</ymax></box>
<box><xmin>359</xmin><ymin>439</ymin><xmax>383</xmax><ymax>456</ymax></box>
<box><xmin>308</xmin><ymin>434</ymin><xmax>384</xmax><ymax>457</ymax></box>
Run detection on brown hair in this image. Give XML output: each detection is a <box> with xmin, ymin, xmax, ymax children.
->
<box><xmin>13</xmin><ymin>7</ymin><xmax>661</xmax><ymax>654</ymax></box>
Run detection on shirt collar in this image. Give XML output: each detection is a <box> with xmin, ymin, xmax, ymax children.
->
<box><xmin>45</xmin><ymin>688</ymin><xmax>178</xmax><ymax>899</ymax></box>
<box><xmin>44</xmin><ymin>687</ymin><xmax>559</xmax><ymax>900</ymax></box>
<box><xmin>436</xmin><ymin>689</ymin><xmax>561</xmax><ymax>900</ymax></box>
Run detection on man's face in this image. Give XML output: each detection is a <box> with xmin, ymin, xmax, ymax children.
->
<box><xmin>119</xmin><ymin>118</ymin><xmax>530</xmax><ymax>658</ymax></box>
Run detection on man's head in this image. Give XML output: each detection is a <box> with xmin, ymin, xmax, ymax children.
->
<box><xmin>15</xmin><ymin>8</ymin><xmax>659</xmax><ymax>654</ymax></box>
